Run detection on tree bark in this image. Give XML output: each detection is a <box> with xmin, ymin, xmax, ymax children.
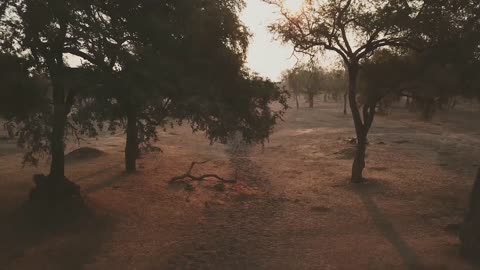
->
<box><xmin>460</xmin><ymin>168</ymin><xmax>480</xmax><ymax>262</ymax></box>
<box><xmin>422</xmin><ymin>98</ymin><xmax>435</xmax><ymax>121</ymax></box>
<box><xmin>125</xmin><ymin>105</ymin><xmax>139</xmax><ymax>173</ymax></box>
<box><xmin>347</xmin><ymin>64</ymin><xmax>367</xmax><ymax>183</ymax></box>
<box><xmin>49</xmin><ymin>67</ymin><xmax>66</xmax><ymax>180</ymax></box>
<box><xmin>295</xmin><ymin>94</ymin><xmax>299</xmax><ymax>110</ymax></box>
<box><xmin>352</xmin><ymin>133</ymin><xmax>367</xmax><ymax>182</ymax></box>
<box><xmin>308</xmin><ymin>92</ymin><xmax>314</xmax><ymax>108</ymax></box>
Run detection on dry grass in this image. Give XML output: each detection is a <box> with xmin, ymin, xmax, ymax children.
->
<box><xmin>0</xmin><ymin>100</ymin><xmax>479</xmax><ymax>269</ymax></box>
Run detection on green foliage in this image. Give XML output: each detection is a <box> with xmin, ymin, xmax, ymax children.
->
<box><xmin>282</xmin><ymin>63</ymin><xmax>324</xmax><ymax>104</ymax></box>
<box><xmin>0</xmin><ymin>54</ymin><xmax>48</xmax><ymax>118</ymax></box>
<box><xmin>0</xmin><ymin>0</ymin><xmax>287</xmax><ymax>171</ymax></box>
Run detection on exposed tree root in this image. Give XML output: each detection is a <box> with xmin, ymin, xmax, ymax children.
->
<box><xmin>169</xmin><ymin>160</ymin><xmax>236</xmax><ymax>185</ymax></box>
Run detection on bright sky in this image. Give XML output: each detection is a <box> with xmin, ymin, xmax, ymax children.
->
<box><xmin>240</xmin><ymin>0</ymin><xmax>303</xmax><ymax>81</ymax></box>
<box><xmin>69</xmin><ymin>0</ymin><xmax>327</xmax><ymax>81</ymax></box>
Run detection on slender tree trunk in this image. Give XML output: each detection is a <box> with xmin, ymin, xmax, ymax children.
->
<box><xmin>343</xmin><ymin>92</ymin><xmax>348</xmax><ymax>115</ymax></box>
<box><xmin>295</xmin><ymin>93</ymin><xmax>299</xmax><ymax>110</ymax></box>
<box><xmin>308</xmin><ymin>92</ymin><xmax>314</xmax><ymax>108</ymax></box>
<box><xmin>125</xmin><ymin>105</ymin><xmax>139</xmax><ymax>173</ymax></box>
<box><xmin>422</xmin><ymin>98</ymin><xmax>435</xmax><ymax>121</ymax></box>
<box><xmin>352</xmin><ymin>133</ymin><xmax>367</xmax><ymax>182</ymax></box>
<box><xmin>460</xmin><ymin>168</ymin><xmax>480</xmax><ymax>261</ymax></box>
<box><xmin>450</xmin><ymin>97</ymin><xmax>457</xmax><ymax>110</ymax></box>
<box><xmin>324</xmin><ymin>93</ymin><xmax>327</xmax><ymax>102</ymax></box>
<box><xmin>347</xmin><ymin>64</ymin><xmax>367</xmax><ymax>183</ymax></box>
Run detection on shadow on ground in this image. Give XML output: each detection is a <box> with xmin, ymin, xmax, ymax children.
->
<box><xmin>354</xmin><ymin>182</ymin><xmax>424</xmax><ymax>270</ymax></box>
<box><xmin>0</xmin><ymin>201</ymin><xmax>114</xmax><ymax>270</ymax></box>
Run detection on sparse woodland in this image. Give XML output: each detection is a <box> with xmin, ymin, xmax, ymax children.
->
<box><xmin>0</xmin><ymin>0</ymin><xmax>480</xmax><ymax>268</ymax></box>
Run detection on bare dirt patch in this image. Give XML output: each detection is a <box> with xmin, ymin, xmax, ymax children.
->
<box><xmin>0</xmin><ymin>100</ymin><xmax>479</xmax><ymax>269</ymax></box>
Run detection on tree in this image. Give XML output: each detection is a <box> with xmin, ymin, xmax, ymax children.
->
<box><xmin>282</xmin><ymin>69</ymin><xmax>302</xmax><ymax>110</ymax></box>
<box><xmin>282</xmin><ymin>63</ymin><xmax>323</xmax><ymax>108</ymax></box>
<box><xmin>62</xmin><ymin>0</ymin><xmax>169</xmax><ymax>173</ymax></box>
<box><xmin>69</xmin><ymin>0</ymin><xmax>287</xmax><ymax>173</ymax></box>
<box><xmin>1</xmin><ymin>0</ymin><xmax>287</xmax><ymax>194</ymax></box>
<box><xmin>460</xmin><ymin>168</ymin><xmax>480</xmax><ymax>262</ymax></box>
<box><xmin>323</xmin><ymin>69</ymin><xmax>348</xmax><ymax>113</ymax></box>
<box><xmin>0</xmin><ymin>54</ymin><xmax>48</xmax><ymax>122</ymax></box>
<box><xmin>0</xmin><ymin>1</ymin><xmax>100</xmax><ymax>198</ymax></box>
<box><xmin>268</xmin><ymin>0</ymin><xmax>423</xmax><ymax>182</ymax></box>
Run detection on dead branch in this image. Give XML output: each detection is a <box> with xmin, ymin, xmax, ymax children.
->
<box><xmin>169</xmin><ymin>160</ymin><xmax>236</xmax><ymax>184</ymax></box>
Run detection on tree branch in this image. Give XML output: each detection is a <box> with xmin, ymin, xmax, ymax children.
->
<box><xmin>169</xmin><ymin>160</ymin><xmax>236</xmax><ymax>184</ymax></box>
<box><xmin>63</xmin><ymin>47</ymin><xmax>105</xmax><ymax>67</ymax></box>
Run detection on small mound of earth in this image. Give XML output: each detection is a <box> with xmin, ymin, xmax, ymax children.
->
<box><xmin>65</xmin><ymin>147</ymin><xmax>105</xmax><ymax>162</ymax></box>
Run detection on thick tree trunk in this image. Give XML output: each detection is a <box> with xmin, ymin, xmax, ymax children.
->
<box><xmin>460</xmin><ymin>168</ymin><xmax>480</xmax><ymax>262</ymax></box>
<box><xmin>50</xmin><ymin>91</ymin><xmax>66</xmax><ymax>179</ymax></box>
<box><xmin>29</xmin><ymin>63</ymin><xmax>82</xmax><ymax>212</ymax></box>
<box><xmin>343</xmin><ymin>92</ymin><xmax>348</xmax><ymax>115</ymax></box>
<box><xmin>125</xmin><ymin>105</ymin><xmax>139</xmax><ymax>173</ymax></box>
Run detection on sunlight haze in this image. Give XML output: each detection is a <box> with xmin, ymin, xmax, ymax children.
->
<box><xmin>240</xmin><ymin>0</ymin><xmax>303</xmax><ymax>81</ymax></box>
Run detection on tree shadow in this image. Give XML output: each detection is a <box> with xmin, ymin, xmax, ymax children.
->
<box><xmin>82</xmin><ymin>171</ymin><xmax>128</xmax><ymax>194</ymax></box>
<box><xmin>75</xmin><ymin>163</ymin><xmax>122</xmax><ymax>183</ymax></box>
<box><xmin>0</xmin><ymin>166</ymin><xmax>127</xmax><ymax>269</ymax></box>
<box><xmin>0</xmin><ymin>202</ymin><xmax>113</xmax><ymax>270</ymax></box>
<box><xmin>353</xmin><ymin>183</ymin><xmax>425</xmax><ymax>270</ymax></box>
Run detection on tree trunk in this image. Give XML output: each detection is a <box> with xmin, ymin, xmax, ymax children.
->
<box><xmin>450</xmin><ymin>97</ymin><xmax>457</xmax><ymax>110</ymax></box>
<box><xmin>422</xmin><ymin>98</ymin><xmax>435</xmax><ymax>121</ymax></box>
<box><xmin>347</xmin><ymin>64</ymin><xmax>367</xmax><ymax>183</ymax></box>
<box><xmin>324</xmin><ymin>93</ymin><xmax>327</xmax><ymax>102</ymax></box>
<box><xmin>352</xmin><ymin>133</ymin><xmax>367</xmax><ymax>182</ymax></box>
<box><xmin>50</xmin><ymin>106</ymin><xmax>66</xmax><ymax>180</ymax></box>
<box><xmin>49</xmin><ymin>74</ymin><xmax>66</xmax><ymax>179</ymax></box>
<box><xmin>295</xmin><ymin>94</ymin><xmax>299</xmax><ymax>110</ymax></box>
<box><xmin>308</xmin><ymin>93</ymin><xmax>314</xmax><ymax>108</ymax></box>
<box><xmin>460</xmin><ymin>168</ymin><xmax>480</xmax><ymax>262</ymax></box>
<box><xmin>28</xmin><ymin>63</ymin><xmax>82</xmax><ymax>211</ymax></box>
<box><xmin>343</xmin><ymin>92</ymin><xmax>348</xmax><ymax>115</ymax></box>
<box><xmin>125</xmin><ymin>105</ymin><xmax>139</xmax><ymax>173</ymax></box>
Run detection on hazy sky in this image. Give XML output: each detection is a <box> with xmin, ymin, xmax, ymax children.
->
<box><xmin>68</xmin><ymin>0</ymin><xmax>320</xmax><ymax>81</ymax></box>
<box><xmin>240</xmin><ymin>0</ymin><xmax>302</xmax><ymax>81</ymax></box>
<box><xmin>240</xmin><ymin>1</ymin><xmax>345</xmax><ymax>81</ymax></box>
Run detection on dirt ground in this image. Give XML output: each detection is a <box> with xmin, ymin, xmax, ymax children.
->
<box><xmin>0</xmin><ymin>99</ymin><xmax>479</xmax><ymax>270</ymax></box>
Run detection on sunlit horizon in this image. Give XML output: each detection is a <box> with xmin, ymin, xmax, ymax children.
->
<box><xmin>241</xmin><ymin>0</ymin><xmax>338</xmax><ymax>81</ymax></box>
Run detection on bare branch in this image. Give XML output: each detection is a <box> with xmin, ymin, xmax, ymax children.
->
<box><xmin>169</xmin><ymin>160</ymin><xmax>236</xmax><ymax>185</ymax></box>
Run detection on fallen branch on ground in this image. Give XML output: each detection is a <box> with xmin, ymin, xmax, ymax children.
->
<box><xmin>169</xmin><ymin>160</ymin><xmax>236</xmax><ymax>184</ymax></box>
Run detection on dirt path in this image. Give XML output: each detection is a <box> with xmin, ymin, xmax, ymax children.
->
<box><xmin>0</xmin><ymin>102</ymin><xmax>479</xmax><ymax>269</ymax></box>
